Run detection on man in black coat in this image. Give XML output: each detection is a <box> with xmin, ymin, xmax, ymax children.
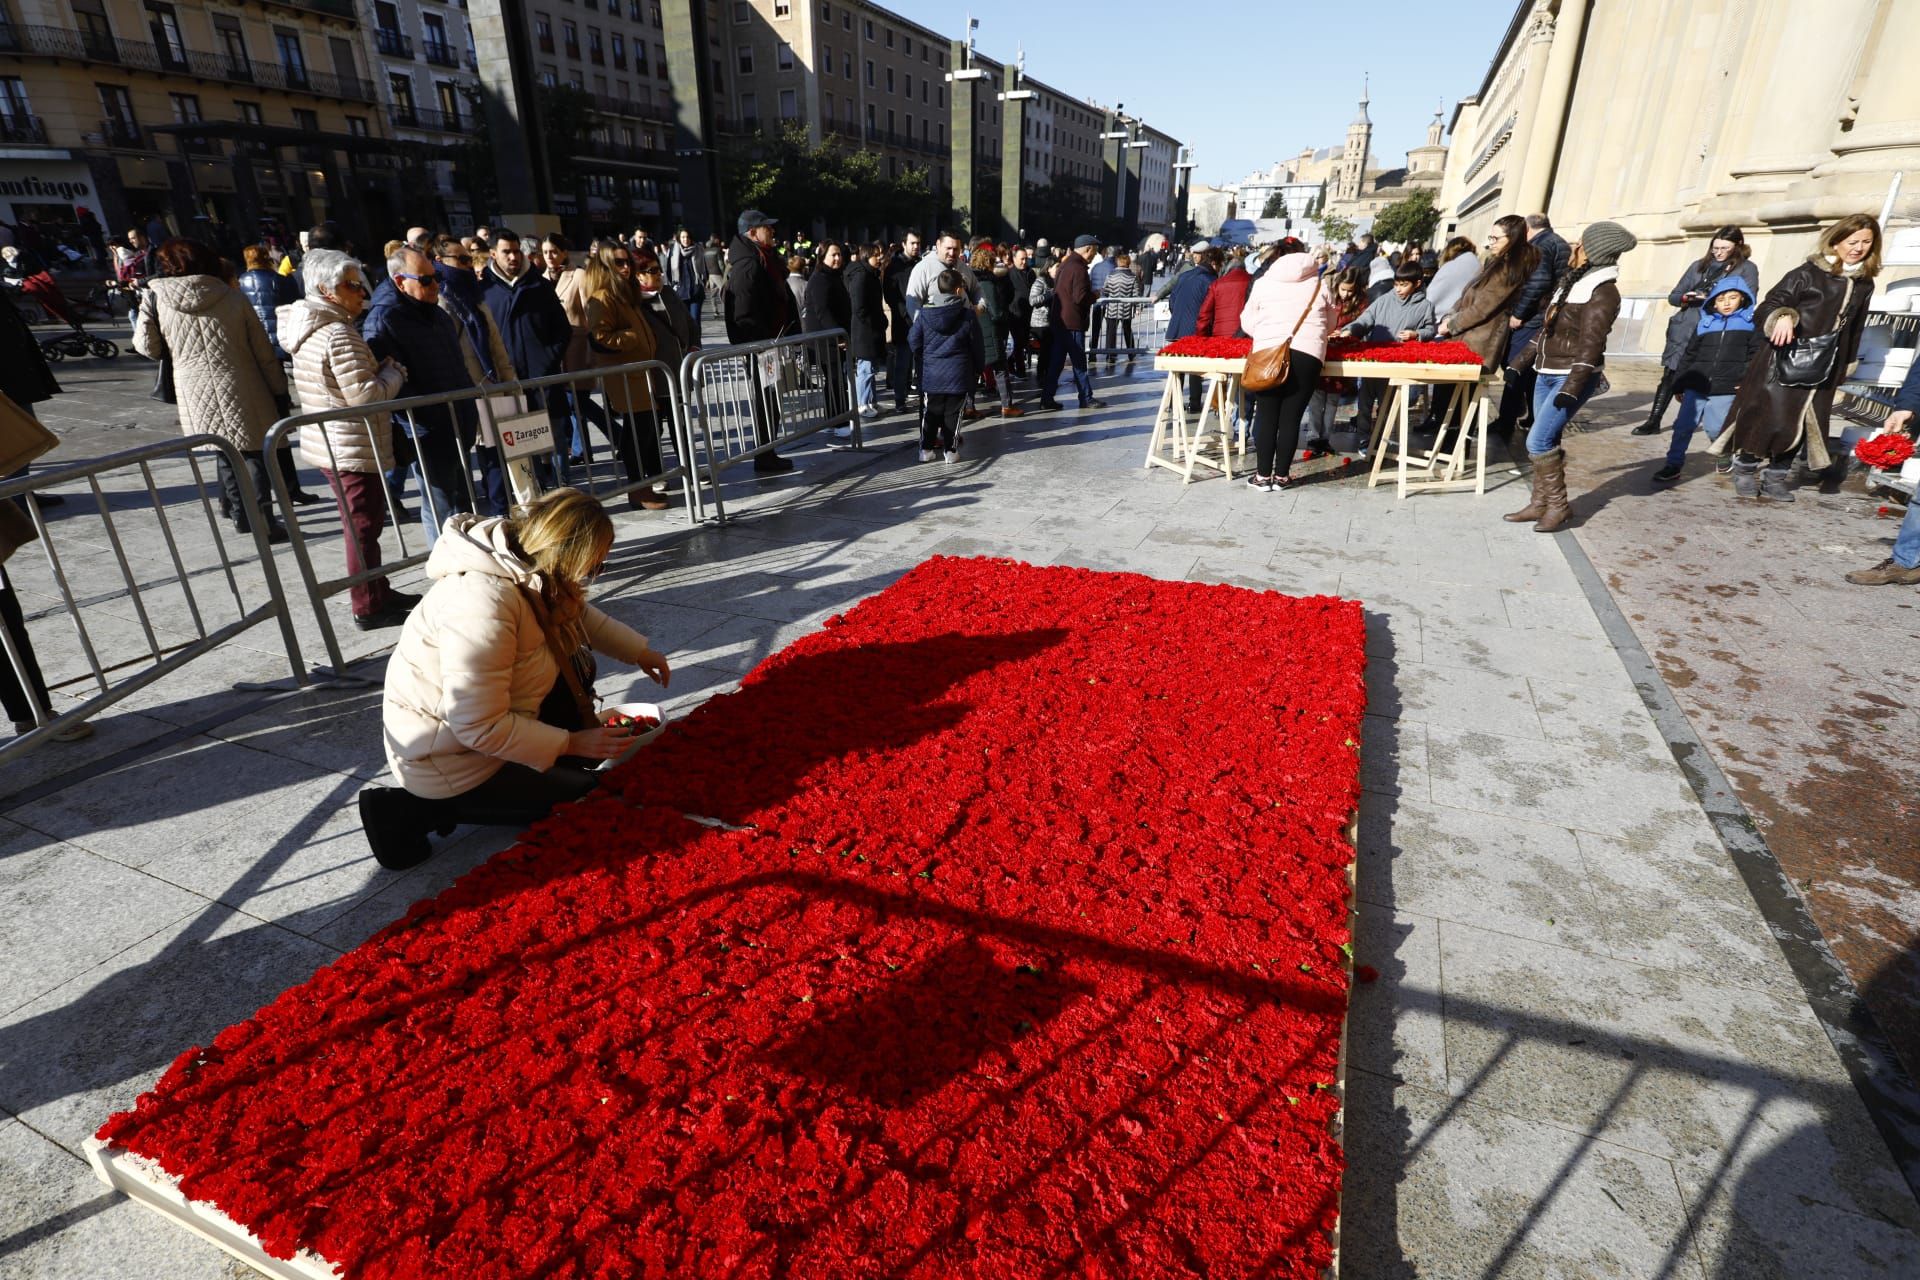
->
<box><xmin>883</xmin><ymin>231</ymin><xmax>922</xmax><ymax>413</ymax></box>
<box><xmin>722</xmin><ymin>209</ymin><xmax>796</xmax><ymax>473</ymax></box>
<box><xmin>844</xmin><ymin>245</ymin><xmax>889</xmax><ymax>418</ymax></box>
<box><xmin>1493</xmin><ymin>213</ymin><xmax>1572</xmax><ymax>437</ymax></box>
<box><xmin>1006</xmin><ymin>244</ymin><xmax>1036</xmax><ymax>378</ymax></box>
<box><xmin>480</xmin><ymin>228</ymin><xmax>574</xmax><ymax>482</ymax></box>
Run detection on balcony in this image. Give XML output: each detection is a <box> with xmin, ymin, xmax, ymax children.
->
<box><xmin>575</xmin><ymin>138</ymin><xmax>674</xmax><ymax>169</ymax></box>
<box><xmin>390</xmin><ymin>104</ymin><xmax>462</xmax><ymax>132</ymax></box>
<box><xmin>1</xmin><ymin>23</ymin><xmax>375</xmax><ymax>101</ymax></box>
<box><xmin>536</xmin><ymin>32</ymin><xmax>553</xmax><ymax>53</ymax></box>
<box><xmin>99</xmin><ymin>116</ymin><xmax>146</xmax><ymax>148</ymax></box>
<box><xmin>422</xmin><ymin>40</ymin><xmax>458</xmax><ymax>68</ymax></box>
<box><xmin>585</xmin><ymin>92</ymin><xmax>675</xmax><ymax>124</ymax></box>
<box><xmin>0</xmin><ymin>113</ymin><xmax>49</xmax><ymax>145</ymax></box>
<box><xmin>374</xmin><ymin>27</ymin><xmax>414</xmax><ymax>59</ymax></box>
<box><xmin>564</xmin><ymin>40</ymin><xmax>580</xmax><ymax>59</ymax></box>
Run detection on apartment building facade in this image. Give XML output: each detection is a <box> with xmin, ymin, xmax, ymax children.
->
<box><xmin>360</xmin><ymin>0</ymin><xmax>479</xmax><ymax>226</ymax></box>
<box><xmin>0</xmin><ymin>0</ymin><xmax>404</xmax><ymax>243</ymax></box>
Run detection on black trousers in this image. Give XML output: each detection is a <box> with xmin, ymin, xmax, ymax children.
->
<box><xmin>216</xmin><ymin>450</ymin><xmax>276</xmax><ymax>530</ymax></box>
<box><xmin>922</xmin><ymin>392</ymin><xmax>964</xmax><ymax>451</ymax></box>
<box><xmin>1251</xmin><ymin>352</ymin><xmax>1323</xmax><ymax>477</ymax></box>
<box><xmin>604</xmin><ymin>409</ymin><xmax>665</xmax><ymax>484</ymax></box>
<box><xmin>1</xmin><ymin>569</ymin><xmax>52</xmax><ymax>726</ymax></box>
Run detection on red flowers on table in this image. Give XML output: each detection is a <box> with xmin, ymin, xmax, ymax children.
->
<box><xmin>97</xmin><ymin>557</ymin><xmax>1368</xmax><ymax>1280</ymax></box>
<box><xmin>1323</xmin><ymin>337</ymin><xmax>1482</xmax><ymax>365</ymax></box>
<box><xmin>1156</xmin><ymin>336</ymin><xmax>1253</xmax><ymax>359</ymax></box>
<box><xmin>1855</xmin><ymin>433</ymin><xmax>1915</xmax><ymax>469</ymax></box>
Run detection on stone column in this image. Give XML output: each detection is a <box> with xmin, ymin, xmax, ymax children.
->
<box><xmin>1717</xmin><ymin>0</ymin><xmax>1878</xmax><ymax>203</ymax></box>
<box><xmin>468</xmin><ymin>0</ymin><xmax>555</xmax><ymax>233</ymax></box>
<box><xmin>946</xmin><ymin>41</ymin><xmax>984</xmax><ymax>231</ymax></box>
<box><xmin>1498</xmin><ymin>3</ymin><xmax>1558</xmax><ymax>217</ymax></box>
<box><xmin>998</xmin><ymin>64</ymin><xmax>1030</xmax><ymax>242</ymax></box>
<box><xmin>661</xmin><ymin>0</ymin><xmax>723</xmax><ymax>239</ymax></box>
<box><xmin>1513</xmin><ymin>0</ymin><xmax>1591</xmax><ymax>216</ymax></box>
<box><xmin>1788</xmin><ymin>0</ymin><xmax>1920</xmax><ymax>218</ymax></box>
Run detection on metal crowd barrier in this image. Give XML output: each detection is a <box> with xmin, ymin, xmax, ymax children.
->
<box><xmin>1086</xmin><ymin>296</ymin><xmax>1169</xmax><ymax>370</ymax></box>
<box><xmin>678</xmin><ymin>329</ymin><xmax>859</xmax><ymax>523</ymax></box>
<box><xmin>263</xmin><ymin>359</ymin><xmax>695</xmax><ymax>674</ymax></box>
<box><xmin>0</xmin><ymin>435</ymin><xmax>307</xmax><ymax>764</ymax></box>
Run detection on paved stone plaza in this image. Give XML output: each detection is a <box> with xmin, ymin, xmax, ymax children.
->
<box><xmin>2</xmin><ymin>344</ymin><xmax>1918</xmax><ymax>1276</ymax></box>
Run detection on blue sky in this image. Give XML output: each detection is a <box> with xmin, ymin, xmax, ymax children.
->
<box><xmin>888</xmin><ymin>0</ymin><xmax>1524</xmax><ymax>184</ymax></box>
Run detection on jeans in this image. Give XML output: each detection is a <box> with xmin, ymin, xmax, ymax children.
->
<box><xmin>855</xmin><ymin>358</ymin><xmax>876</xmax><ymax>409</ymax></box>
<box><xmin>1893</xmin><ymin>496</ymin><xmax>1920</xmax><ymax>570</ymax></box>
<box><xmin>1251</xmin><ymin>352</ymin><xmax>1323</xmax><ymax>477</ymax></box>
<box><xmin>1664</xmin><ymin>391</ymin><xmax>1732</xmax><ymax>468</ymax></box>
<box><xmin>322</xmin><ymin>469</ymin><xmax>392</xmax><ymax>617</ymax></box>
<box><xmin>1303</xmin><ymin>389</ymin><xmax>1338</xmax><ymax>445</ymax></box>
<box><xmin>1356</xmin><ymin>378</ymin><xmax>1388</xmax><ymax>431</ymax></box>
<box><xmin>409</xmin><ymin>427</ymin><xmax>472</xmax><ymax>547</ymax></box>
<box><xmin>1525</xmin><ymin>372</ymin><xmax>1600</xmax><ymax>456</ymax></box>
<box><xmin>686</xmin><ymin>297</ymin><xmax>703</xmax><ymax>329</ymax></box>
<box><xmin>1042</xmin><ymin>327</ymin><xmax>1092</xmax><ymax>405</ymax></box>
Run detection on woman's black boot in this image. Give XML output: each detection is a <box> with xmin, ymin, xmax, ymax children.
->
<box><xmin>358</xmin><ymin>787</ymin><xmax>438</xmax><ymax>870</ymax></box>
<box><xmin>1632</xmin><ymin>370</ymin><xmax>1675</xmax><ymax>435</ymax></box>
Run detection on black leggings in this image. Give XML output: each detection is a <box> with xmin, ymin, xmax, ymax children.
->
<box><xmin>1251</xmin><ymin>351</ymin><xmax>1323</xmax><ymax>477</ymax></box>
<box><xmin>406</xmin><ymin>759</ymin><xmax>600</xmax><ymax>829</ymax></box>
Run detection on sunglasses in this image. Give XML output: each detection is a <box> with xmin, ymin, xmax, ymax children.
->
<box><xmin>395</xmin><ymin>270</ymin><xmax>440</xmax><ymax>285</ymax></box>
<box><xmin>336</xmin><ymin>279</ymin><xmax>368</xmax><ymax>294</ymax></box>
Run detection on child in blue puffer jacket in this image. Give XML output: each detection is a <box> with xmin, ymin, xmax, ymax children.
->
<box><xmin>908</xmin><ymin>270</ymin><xmax>985</xmax><ymax>462</ymax></box>
<box><xmin>1658</xmin><ymin>276</ymin><xmax>1757</xmax><ymax>481</ymax></box>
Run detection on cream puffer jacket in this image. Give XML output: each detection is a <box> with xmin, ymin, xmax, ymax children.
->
<box><xmin>133</xmin><ymin>275</ymin><xmax>288</xmax><ymax>450</ymax></box>
<box><xmin>382</xmin><ymin>514</ymin><xmax>652</xmax><ymax>799</ymax></box>
<box><xmin>279</xmin><ymin>298</ymin><xmax>406</xmax><ymax>473</ymax></box>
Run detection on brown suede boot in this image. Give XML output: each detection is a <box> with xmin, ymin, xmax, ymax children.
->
<box><xmin>1503</xmin><ymin>461</ymin><xmax>1545</xmax><ymax>523</ymax></box>
<box><xmin>1532</xmin><ymin>449</ymin><xmax>1571</xmax><ymax>532</ymax></box>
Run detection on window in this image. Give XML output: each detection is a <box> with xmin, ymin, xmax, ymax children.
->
<box><xmin>863</xmin><ymin>18</ymin><xmax>872</xmax><ymax>40</ymax></box>
<box><xmin>819</xmin><ymin>1</ymin><xmax>829</xmax><ymax>18</ymax></box>
<box><xmin>773</xmin><ymin>0</ymin><xmax>790</xmax><ymax>15</ymax></box>
<box><xmin>740</xmin><ymin>90</ymin><xmax>757</xmax><ymax>122</ymax></box>
<box><xmin>589</xmin><ymin>27</ymin><xmax>604</xmax><ymax>63</ymax></box>
<box><xmin>884</xmin><ymin>28</ymin><xmax>893</xmax><ymax>48</ymax></box>
<box><xmin>779</xmin><ymin>88</ymin><xmax>796</xmax><ymax>118</ymax></box>
<box><xmin>98</xmin><ymin>84</ymin><xmax>137</xmax><ymax>132</ymax></box>
<box><xmin>733</xmin><ymin>1</ymin><xmax>748</xmax><ymax>22</ymax></box>
<box><xmin>438</xmin><ymin>80</ymin><xmax>462</xmax><ymax>118</ymax></box>
<box><xmin>737</xmin><ymin>46</ymin><xmax>753</xmax><ymax>74</ymax></box>
<box><xmin>275</xmin><ymin>28</ymin><xmax>307</xmax><ymax>82</ymax></box>
<box><xmin>147</xmin><ymin>5</ymin><xmax>188</xmax><ymax>68</ymax></box>
<box><xmin>423</xmin><ymin>12</ymin><xmax>449</xmax><ymax>54</ymax></box>
<box><xmin>536</xmin><ymin>13</ymin><xmax>553</xmax><ymax>52</ymax></box>
<box><xmin>842</xmin><ymin>52</ymin><xmax>850</xmax><ymax>78</ymax></box>
<box><xmin>864</xmin><ymin>59</ymin><xmax>873</xmax><ymax>87</ymax></box>
<box><xmin>777</xmin><ymin>42</ymin><xmax>793</xmax><ymax>70</ymax></box>
<box><xmin>920</xmin><ymin>44</ymin><xmax>928</xmax><ymax>62</ymax></box>
<box><xmin>884</xmin><ymin>68</ymin><xmax>892</xmax><ymax>93</ymax></box>
<box><xmin>885</xmin><ymin>108</ymin><xmax>893</xmax><ymax>133</ymax></box>
<box><xmin>568</xmin><ymin>70</ymin><xmax>582</xmax><ymax>87</ymax></box>
<box><xmin>823</xmin><ymin>90</ymin><xmax>833</xmax><ymax>117</ymax></box>
<box><xmin>612</xmin><ymin>32</ymin><xmax>625</xmax><ymax>68</ymax></box>
<box><xmin>562</xmin><ymin>19</ymin><xmax>578</xmax><ymax>57</ymax></box>
<box><xmin>921</xmin><ymin>79</ymin><xmax>927</xmax><ymax>104</ymax></box>
<box><xmin>593</xmin><ymin>73</ymin><xmax>607</xmax><ymax>93</ymax></box>
<box><xmin>235</xmin><ymin>100</ymin><xmax>262</xmax><ymax>127</ymax></box>
<box><xmin>389</xmin><ymin>72</ymin><xmax>416</xmax><ymax>114</ymax></box>
<box><xmin>168</xmin><ymin>91</ymin><xmax>201</xmax><ymax>122</ymax></box>
<box><xmin>540</xmin><ymin>64</ymin><xmax>558</xmax><ymax>86</ymax></box>
<box><xmin>213</xmin><ymin>15</ymin><xmax>248</xmax><ymax>71</ymax></box>
<box><xmin>292</xmin><ymin>107</ymin><xmax>318</xmax><ymax>133</ymax></box>
<box><xmin>904</xmin><ymin>74</ymin><xmax>911</xmax><ymax>98</ymax></box>
<box><xmin>843</xmin><ymin>11</ymin><xmax>850</xmax><ymax>30</ymax></box>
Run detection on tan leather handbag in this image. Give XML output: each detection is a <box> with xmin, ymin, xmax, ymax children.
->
<box><xmin>1241</xmin><ymin>275</ymin><xmax>1322</xmax><ymax>393</ymax></box>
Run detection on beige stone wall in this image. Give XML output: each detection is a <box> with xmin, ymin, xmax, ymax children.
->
<box><xmin>1443</xmin><ymin>0</ymin><xmax>1920</xmax><ymax>353</ymax></box>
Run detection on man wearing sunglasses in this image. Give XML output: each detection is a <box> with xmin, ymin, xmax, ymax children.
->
<box><xmin>364</xmin><ymin>247</ymin><xmax>486</xmax><ymax>545</ymax></box>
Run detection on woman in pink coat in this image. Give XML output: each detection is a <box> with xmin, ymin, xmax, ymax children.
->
<box><xmin>1236</xmin><ymin>243</ymin><xmax>1339</xmax><ymax>490</ymax></box>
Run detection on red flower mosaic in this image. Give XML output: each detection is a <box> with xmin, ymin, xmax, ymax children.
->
<box><xmin>97</xmin><ymin>557</ymin><xmax>1367</xmax><ymax>1280</ymax></box>
<box><xmin>1159</xmin><ymin>335</ymin><xmax>1481</xmax><ymax>366</ymax></box>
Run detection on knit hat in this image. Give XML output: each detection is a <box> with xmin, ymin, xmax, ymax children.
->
<box><xmin>1581</xmin><ymin>221</ymin><xmax>1637</xmax><ymax>267</ymax></box>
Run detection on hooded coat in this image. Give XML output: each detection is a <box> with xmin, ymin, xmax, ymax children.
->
<box><xmin>278</xmin><ymin>297</ymin><xmax>406</xmax><ymax>473</ymax></box>
<box><xmin>1238</xmin><ymin>253</ymin><xmax>1338</xmax><ymax>365</ymax></box>
<box><xmin>381</xmin><ymin>513</ymin><xmax>651</xmax><ymax>799</ymax></box>
<box><xmin>133</xmin><ymin>275</ymin><xmax>288</xmax><ymax>451</ymax></box>
<box><xmin>1659</xmin><ymin>254</ymin><xmax>1760</xmax><ymax>369</ymax></box>
<box><xmin>1672</xmin><ymin>278</ymin><xmax>1758</xmax><ymax>398</ymax></box>
<box><xmin>1440</xmin><ymin>259</ymin><xmax>1530</xmax><ymax>371</ymax></box>
<box><xmin>1722</xmin><ymin>254</ymin><xmax>1876</xmax><ymax>465</ymax></box>
<box><xmin>907</xmin><ymin>300</ymin><xmax>984</xmax><ymax>395</ymax></box>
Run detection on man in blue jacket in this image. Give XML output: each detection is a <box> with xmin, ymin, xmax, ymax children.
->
<box><xmin>363</xmin><ymin>246</ymin><xmax>480</xmax><ymax>547</ymax></box>
<box><xmin>1845</xmin><ymin>359</ymin><xmax>1920</xmax><ymax>587</ymax></box>
<box><xmin>480</xmin><ymin>228</ymin><xmax>573</xmax><ymax>476</ymax></box>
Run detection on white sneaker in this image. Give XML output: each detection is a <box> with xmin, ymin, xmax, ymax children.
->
<box><xmin>944</xmin><ymin>449</ymin><xmax>960</xmax><ymax>463</ymax></box>
<box><xmin>829</xmin><ymin>424</ymin><xmax>854</xmax><ymax>439</ymax></box>
<box><xmin>918</xmin><ymin>448</ymin><xmax>937</xmax><ymax>462</ymax></box>
<box><xmin>858</xmin><ymin>403</ymin><xmax>880</xmax><ymax>418</ymax></box>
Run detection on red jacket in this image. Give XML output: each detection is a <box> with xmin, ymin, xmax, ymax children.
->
<box><xmin>1197</xmin><ymin>266</ymin><xmax>1253</xmax><ymax>337</ymax></box>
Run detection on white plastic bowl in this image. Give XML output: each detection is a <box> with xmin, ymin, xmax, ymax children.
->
<box><xmin>597</xmin><ymin>701</ymin><xmax>667</xmax><ymax>768</ymax></box>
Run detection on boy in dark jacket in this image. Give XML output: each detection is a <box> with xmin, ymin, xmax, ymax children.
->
<box><xmin>907</xmin><ymin>269</ymin><xmax>985</xmax><ymax>462</ymax></box>
<box><xmin>1655</xmin><ymin>276</ymin><xmax>1756</xmax><ymax>481</ymax></box>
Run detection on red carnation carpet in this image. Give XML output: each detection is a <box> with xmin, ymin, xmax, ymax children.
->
<box><xmin>94</xmin><ymin>557</ymin><xmax>1368</xmax><ymax>1280</ymax></box>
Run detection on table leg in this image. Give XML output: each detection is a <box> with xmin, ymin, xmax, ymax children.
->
<box><xmin>1474</xmin><ymin>390</ymin><xmax>1488</xmax><ymax>494</ymax></box>
<box><xmin>1396</xmin><ymin>385</ymin><xmax>1411</xmax><ymax>500</ymax></box>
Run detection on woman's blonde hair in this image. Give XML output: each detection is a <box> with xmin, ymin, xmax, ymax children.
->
<box><xmin>579</xmin><ymin>241</ymin><xmax>632</xmax><ymax>308</ymax></box>
<box><xmin>241</xmin><ymin>243</ymin><xmax>273</xmax><ymax>271</ymax></box>
<box><xmin>511</xmin><ymin>488</ymin><xmax>614</xmax><ymax>592</ymax></box>
<box><xmin>1817</xmin><ymin>213</ymin><xmax>1882</xmax><ymax>278</ymax></box>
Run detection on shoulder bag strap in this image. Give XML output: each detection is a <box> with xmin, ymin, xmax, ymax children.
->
<box><xmin>1289</xmin><ymin>274</ymin><xmax>1323</xmax><ymax>342</ymax></box>
<box><xmin>519</xmin><ymin>585</ymin><xmax>596</xmax><ymax>724</ymax></box>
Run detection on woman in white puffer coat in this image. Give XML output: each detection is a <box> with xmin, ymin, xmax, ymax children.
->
<box><xmin>133</xmin><ymin>236</ymin><xmax>291</xmax><ymax>539</ymax></box>
<box><xmin>360</xmin><ymin>488</ymin><xmax>671</xmax><ymax>869</ymax></box>
<box><xmin>278</xmin><ymin>248</ymin><xmax>413</xmax><ymax>630</ymax></box>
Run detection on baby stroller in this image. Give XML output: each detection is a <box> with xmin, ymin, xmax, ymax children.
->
<box><xmin>3</xmin><ymin>269</ymin><xmax>119</xmax><ymax>361</ymax></box>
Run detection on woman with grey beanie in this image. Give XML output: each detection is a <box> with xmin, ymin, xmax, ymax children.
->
<box><xmin>1503</xmin><ymin>220</ymin><xmax>1637</xmax><ymax>532</ymax></box>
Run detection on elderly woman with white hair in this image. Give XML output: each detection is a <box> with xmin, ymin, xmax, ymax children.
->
<box><xmin>277</xmin><ymin>248</ymin><xmax>416</xmax><ymax>631</ymax></box>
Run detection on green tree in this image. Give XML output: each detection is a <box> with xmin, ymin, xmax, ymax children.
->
<box><xmin>719</xmin><ymin>122</ymin><xmax>933</xmax><ymax>238</ymax></box>
<box><xmin>1369</xmin><ymin>190</ymin><xmax>1440</xmax><ymax>247</ymax></box>
<box><xmin>1260</xmin><ymin>191</ymin><xmax>1288</xmax><ymax>220</ymax></box>
<box><xmin>1317</xmin><ymin>211</ymin><xmax>1357</xmax><ymax>247</ymax></box>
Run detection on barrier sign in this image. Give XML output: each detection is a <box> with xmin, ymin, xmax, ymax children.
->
<box><xmin>495</xmin><ymin>410</ymin><xmax>555</xmax><ymax>461</ymax></box>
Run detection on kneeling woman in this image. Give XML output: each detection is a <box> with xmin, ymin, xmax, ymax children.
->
<box><xmin>359</xmin><ymin>489</ymin><xmax>670</xmax><ymax>867</ymax></box>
